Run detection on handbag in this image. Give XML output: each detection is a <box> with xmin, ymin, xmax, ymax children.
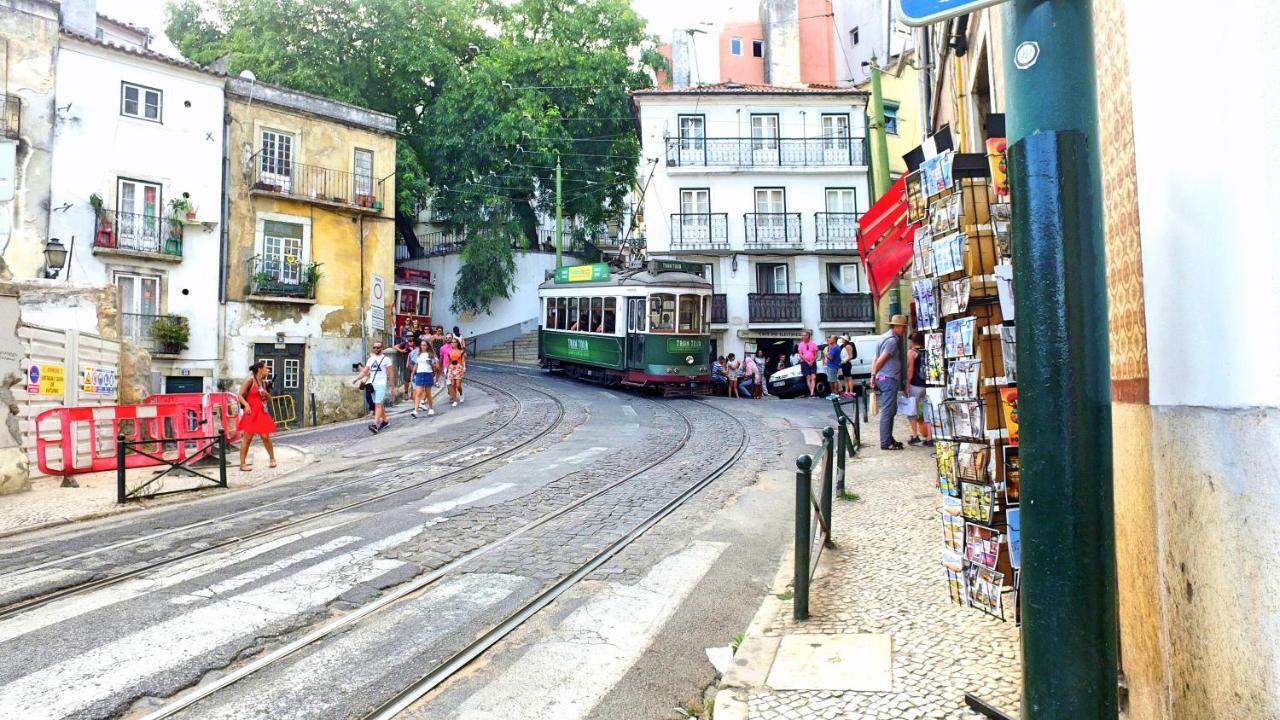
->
<box><xmin>897</xmin><ymin>395</ymin><xmax>918</xmax><ymax>416</ymax></box>
<box><xmin>868</xmin><ymin>391</ymin><xmax>879</xmax><ymax>416</ymax></box>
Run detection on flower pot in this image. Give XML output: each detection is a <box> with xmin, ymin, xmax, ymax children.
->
<box><xmin>160</xmin><ymin>342</ymin><xmax>182</xmax><ymax>355</ymax></box>
<box><xmin>185</xmin><ymin>211</ymin><xmax>197</xmax><ymax>221</ymax></box>
<box><xmin>372</xmin><ymin>200</ymin><xmax>383</xmax><ymax>211</ymax></box>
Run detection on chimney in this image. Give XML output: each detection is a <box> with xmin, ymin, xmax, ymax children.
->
<box><xmin>60</xmin><ymin>0</ymin><xmax>98</xmax><ymax>38</ymax></box>
<box><xmin>761</xmin><ymin>0</ymin><xmax>801</xmax><ymax>86</ymax></box>
<box><xmin>671</xmin><ymin>31</ymin><xmax>692</xmax><ymax>89</ymax></box>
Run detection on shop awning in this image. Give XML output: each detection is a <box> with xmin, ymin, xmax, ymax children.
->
<box><xmin>857</xmin><ymin>175</ymin><xmax>919</xmax><ymax>301</ymax></box>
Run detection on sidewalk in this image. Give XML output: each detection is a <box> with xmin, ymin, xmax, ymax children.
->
<box><xmin>0</xmin><ymin>443</ymin><xmax>311</xmax><ymax>537</ymax></box>
<box><xmin>716</xmin><ymin>423</ymin><xmax>1021</xmax><ymax>720</ymax></box>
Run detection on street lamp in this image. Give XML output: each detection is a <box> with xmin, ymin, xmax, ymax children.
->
<box><xmin>43</xmin><ymin>238</ymin><xmax>68</xmax><ymax>279</ymax></box>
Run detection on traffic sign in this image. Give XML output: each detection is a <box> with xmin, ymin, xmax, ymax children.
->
<box><xmin>897</xmin><ymin>0</ymin><xmax>1009</xmax><ymax>26</ymax></box>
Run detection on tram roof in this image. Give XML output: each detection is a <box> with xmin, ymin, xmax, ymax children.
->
<box><xmin>538</xmin><ymin>267</ymin><xmax>711</xmax><ymax>291</ymax></box>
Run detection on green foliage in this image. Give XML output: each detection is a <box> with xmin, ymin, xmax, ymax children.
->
<box><xmin>840</xmin><ymin>489</ymin><xmax>861</xmax><ymax>502</ymax></box>
<box><xmin>150</xmin><ymin>315</ymin><xmax>190</xmax><ymax>350</ymax></box>
<box><xmin>450</xmin><ymin>222</ymin><xmax>518</xmax><ymax>316</ymax></box>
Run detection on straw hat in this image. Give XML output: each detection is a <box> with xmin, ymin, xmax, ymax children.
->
<box><xmin>889</xmin><ymin>314</ymin><xmax>910</xmax><ymax>326</ymax></box>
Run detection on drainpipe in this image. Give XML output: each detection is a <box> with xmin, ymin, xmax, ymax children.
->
<box><xmin>359</xmin><ymin>214</ymin><xmax>367</xmax><ymax>359</ymax></box>
<box><xmin>1003</xmin><ymin>0</ymin><xmax>1118</xmax><ymax>717</ymax></box>
<box><xmin>217</xmin><ymin>102</ymin><xmax>231</xmax><ymax>384</ymax></box>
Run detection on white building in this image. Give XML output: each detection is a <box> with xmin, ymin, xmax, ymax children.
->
<box><xmin>46</xmin><ymin>10</ymin><xmax>225</xmax><ymax>393</ymax></box>
<box><xmin>633</xmin><ymin>82</ymin><xmax>875</xmax><ymax>365</ymax></box>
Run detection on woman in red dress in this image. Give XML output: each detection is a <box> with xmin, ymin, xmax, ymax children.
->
<box><xmin>237</xmin><ymin>361</ymin><xmax>278</xmax><ymax>471</ymax></box>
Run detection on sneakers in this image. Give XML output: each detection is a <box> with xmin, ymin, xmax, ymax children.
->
<box><xmin>427</xmin><ymin>408</ymin><xmax>435</xmax><ymax>416</ymax></box>
<box><xmin>369</xmin><ymin>423</ymin><xmax>380</xmax><ymax>434</ymax></box>
<box><xmin>411</xmin><ymin>410</ymin><xmax>418</xmax><ymax>419</ymax></box>
<box><xmin>825</xmin><ymin>393</ymin><xmax>839</xmax><ymax>401</ymax></box>
<box><xmin>459</xmin><ymin>394</ymin><xmax>464</xmax><ymax>403</ymax></box>
<box><xmin>922</xmin><ymin>439</ymin><xmax>936</xmax><ymax>447</ymax></box>
<box><xmin>451</xmin><ymin>401</ymin><xmax>458</xmax><ymax>407</ymax></box>
<box><xmin>908</xmin><ymin>436</ymin><xmax>922</xmax><ymax>446</ymax></box>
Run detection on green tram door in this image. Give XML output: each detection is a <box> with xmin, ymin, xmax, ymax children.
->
<box><xmin>625</xmin><ymin>297</ymin><xmax>646</xmax><ymax>369</ymax></box>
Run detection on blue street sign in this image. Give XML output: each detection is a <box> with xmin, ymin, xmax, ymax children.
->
<box><xmin>897</xmin><ymin>0</ymin><xmax>1009</xmax><ymax>26</ymax></box>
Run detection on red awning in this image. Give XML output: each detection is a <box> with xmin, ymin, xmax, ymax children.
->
<box><xmin>857</xmin><ymin>176</ymin><xmax>919</xmax><ymax>301</ymax></box>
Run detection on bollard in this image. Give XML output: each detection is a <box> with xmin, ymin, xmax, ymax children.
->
<box><xmin>821</xmin><ymin>427</ymin><xmax>835</xmax><ymax>549</ymax></box>
<box><xmin>794</xmin><ymin>454</ymin><xmax>812</xmax><ymax>621</ymax></box>
<box><xmin>217</xmin><ymin>433</ymin><xmax>228</xmax><ymax>488</ymax></box>
<box><xmin>116</xmin><ymin>433</ymin><xmax>127</xmax><ymax>504</ymax></box>
<box><xmin>836</xmin><ymin>415</ymin><xmax>848</xmax><ymax>493</ymax></box>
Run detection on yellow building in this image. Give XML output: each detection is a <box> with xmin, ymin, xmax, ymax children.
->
<box><xmin>222</xmin><ymin>76</ymin><xmax>397</xmax><ymax>425</ymax></box>
<box><xmin>857</xmin><ymin>49</ymin><xmax>924</xmax><ymax>178</ymax></box>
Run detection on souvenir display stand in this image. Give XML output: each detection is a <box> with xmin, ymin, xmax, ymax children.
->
<box><xmin>908</xmin><ymin>151</ymin><xmax>1020</xmax><ymax>623</ymax></box>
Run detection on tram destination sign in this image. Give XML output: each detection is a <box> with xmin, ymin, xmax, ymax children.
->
<box><xmin>554</xmin><ymin>263</ymin><xmax>611</xmax><ymax>284</ymax></box>
<box><xmin>897</xmin><ymin>0</ymin><xmax>1009</xmax><ymax>26</ymax></box>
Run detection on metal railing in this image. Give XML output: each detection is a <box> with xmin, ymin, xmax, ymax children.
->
<box><xmin>117</xmin><ymin>433</ymin><xmax>228</xmax><ymax>503</ymax></box>
<box><xmin>665</xmin><ymin>136</ymin><xmax>867</xmax><ymax>168</ymax></box>
<box><xmin>269</xmin><ymin>395</ymin><xmax>297</xmax><ymax>430</ymax></box>
<box><xmin>814</xmin><ymin>212</ymin><xmax>860</xmax><ymax>249</ymax></box>
<box><xmin>249</xmin><ymin>150</ymin><xmax>385</xmax><ymax>211</ymax></box>
<box><xmin>819</xmin><ymin>293</ymin><xmax>875</xmax><ymax>322</ymax></box>
<box><xmin>2</xmin><ymin>93</ymin><xmax>19</xmax><ymax>140</ymax></box>
<box><xmin>121</xmin><ymin>313</ymin><xmax>189</xmax><ymax>353</ymax></box>
<box><xmin>669</xmin><ymin>213</ymin><xmax>729</xmax><ymax>251</ymax></box>
<box><xmin>794</xmin><ymin>427</ymin><xmax>836</xmax><ymax>620</ymax></box>
<box><xmin>244</xmin><ymin>255</ymin><xmax>320</xmax><ymax>299</ymax></box>
<box><xmin>93</xmin><ymin>210</ymin><xmax>183</xmax><ymax>257</ymax></box>
<box><xmin>744</xmin><ymin>212</ymin><xmax>802</xmax><ymax>249</ymax></box>
<box><xmin>710</xmin><ymin>293</ymin><xmax>727</xmax><ymax>324</ymax></box>
<box><xmin>747</xmin><ymin>293</ymin><xmax>802</xmax><ymax>323</ymax></box>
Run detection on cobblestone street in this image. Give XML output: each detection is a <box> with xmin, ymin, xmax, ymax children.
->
<box><xmin>726</xmin><ymin>419</ymin><xmax>1022</xmax><ymax>720</ymax></box>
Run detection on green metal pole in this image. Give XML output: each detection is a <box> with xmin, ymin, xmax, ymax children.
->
<box><xmin>867</xmin><ymin>53</ymin><xmax>892</xmax><ymax>198</ymax></box>
<box><xmin>555</xmin><ymin>155</ymin><xmax>563</xmax><ymax>269</ymax></box>
<box><xmin>1003</xmin><ymin>1</ymin><xmax>1117</xmax><ymax>717</ymax></box>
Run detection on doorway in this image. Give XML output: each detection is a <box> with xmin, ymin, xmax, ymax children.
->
<box><xmin>164</xmin><ymin>375</ymin><xmax>203</xmax><ymax>394</ymax></box>
<box><xmin>253</xmin><ymin>342</ymin><xmax>306</xmax><ymax>427</ymax></box>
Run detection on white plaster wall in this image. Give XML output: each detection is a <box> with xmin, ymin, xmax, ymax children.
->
<box><xmin>1126</xmin><ymin>0</ymin><xmax>1280</xmax><ymax>408</ymax></box>
<box><xmin>401</xmin><ymin>250</ymin><xmax>584</xmax><ymax>343</ymax></box>
<box><xmin>46</xmin><ymin>38</ymin><xmax>224</xmax><ymax>373</ymax></box>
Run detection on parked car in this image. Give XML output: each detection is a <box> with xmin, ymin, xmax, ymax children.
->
<box><xmin>766</xmin><ymin>334</ymin><xmax>882</xmax><ymax>398</ymax></box>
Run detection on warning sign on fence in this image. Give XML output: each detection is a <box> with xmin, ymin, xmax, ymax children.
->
<box><xmin>81</xmin><ymin>366</ymin><xmax>117</xmax><ymax>395</ymax></box>
<box><xmin>26</xmin><ymin>363</ymin><xmax>65</xmax><ymax>396</ymax></box>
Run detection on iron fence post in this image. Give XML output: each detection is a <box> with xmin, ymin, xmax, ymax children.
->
<box><xmin>116</xmin><ymin>433</ymin><xmax>126</xmax><ymax>504</ymax></box>
<box><xmin>794</xmin><ymin>454</ymin><xmax>812</xmax><ymax>621</ymax></box>
<box><xmin>821</xmin><ymin>427</ymin><xmax>835</xmax><ymax>548</ymax></box>
<box><xmin>836</xmin><ymin>415</ymin><xmax>848</xmax><ymax>493</ymax></box>
<box><xmin>217</xmin><ymin>433</ymin><xmax>228</xmax><ymax>488</ymax></box>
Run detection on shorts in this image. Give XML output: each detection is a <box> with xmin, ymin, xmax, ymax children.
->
<box><xmin>840</xmin><ymin>362</ymin><xmax>853</xmax><ymax>377</ymax></box>
<box><xmin>907</xmin><ymin>384</ymin><xmax>927</xmax><ymax>417</ymax></box>
<box><xmin>414</xmin><ymin>372</ymin><xmax>435</xmax><ymax>388</ymax></box>
<box><xmin>371</xmin><ymin>384</ymin><xmax>387</xmax><ymax>405</ymax></box>
<box><xmin>800</xmin><ymin>361</ymin><xmax>816</xmax><ymax>376</ymax></box>
<box><xmin>825</xmin><ymin>365</ymin><xmax>839</xmax><ymax>382</ymax></box>
<box><xmin>447</xmin><ymin>364</ymin><xmax>465</xmax><ymax>382</ymax></box>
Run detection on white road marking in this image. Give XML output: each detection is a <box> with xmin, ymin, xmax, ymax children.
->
<box><xmin>622</xmin><ymin>405</ymin><xmax>637</xmax><ymax>417</ymax></box>
<box><xmin>441</xmin><ymin>446</ymin><xmax>496</xmax><ymax>464</ymax></box>
<box><xmin>169</xmin><ymin>535</ymin><xmax>363</xmax><ymax>605</ymax></box>
<box><xmin>0</xmin><ymin>522</ymin><xmax>351</xmax><ymax>645</ymax></box>
<box><xmin>185</xmin><ymin>574</ymin><xmax>531</xmax><ymax>720</ymax></box>
<box><xmin>0</xmin><ymin>567</ymin><xmax>82</xmax><ymax>597</ymax></box>
<box><xmin>451</xmin><ymin>541</ymin><xmax>729</xmax><ymax>720</ymax></box>
<box><xmin>0</xmin><ymin>525</ymin><xmax>428</xmax><ymax>719</ymax></box>
<box><xmin>800</xmin><ymin>428</ymin><xmax>825</xmax><ymax>446</ymax></box>
<box><xmin>419</xmin><ymin>484</ymin><xmax>514</xmax><ymax>514</ymax></box>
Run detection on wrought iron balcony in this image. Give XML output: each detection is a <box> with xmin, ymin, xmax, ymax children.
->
<box><xmin>710</xmin><ymin>294</ymin><xmax>727</xmax><ymax>324</ymax></box>
<box><xmin>664</xmin><ymin>137</ymin><xmax>867</xmax><ymax>168</ymax></box>
<box><xmin>744</xmin><ymin>213</ymin><xmax>803</xmax><ymax>250</ymax></box>
<box><xmin>245</xmin><ymin>255</ymin><xmax>320</xmax><ymax>300</ymax></box>
<box><xmin>669</xmin><ymin>213</ymin><xmax>729</xmax><ymax>251</ymax></box>
<box><xmin>248</xmin><ymin>150</ymin><xmax>385</xmax><ymax>212</ymax></box>
<box><xmin>92</xmin><ymin>210</ymin><xmax>183</xmax><ymax>258</ymax></box>
<box><xmin>748</xmin><ymin>293</ymin><xmax>802</xmax><ymax>324</ymax></box>
<box><xmin>820</xmin><ymin>292</ymin><xmax>875</xmax><ymax>323</ymax></box>
<box><xmin>121</xmin><ymin>313</ymin><xmax>189</xmax><ymax>354</ymax></box>
<box><xmin>814</xmin><ymin>212</ymin><xmax>861</xmax><ymax>250</ymax></box>
<box><xmin>1</xmin><ymin>93</ymin><xmax>19</xmax><ymax>140</ymax></box>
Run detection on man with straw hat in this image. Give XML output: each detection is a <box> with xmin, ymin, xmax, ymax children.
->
<box><xmin>871</xmin><ymin>314</ymin><xmax>910</xmax><ymax>450</ymax></box>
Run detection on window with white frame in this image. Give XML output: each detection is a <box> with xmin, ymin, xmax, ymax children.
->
<box><xmin>730</xmin><ymin>37</ymin><xmax>742</xmax><ymax>56</ymax></box>
<box><xmin>755</xmin><ymin>263</ymin><xmax>788</xmax><ymax>294</ymax></box>
<box><xmin>121</xmin><ymin>82</ymin><xmax>162</xmax><ymax>122</ymax></box>
<box><xmin>354</xmin><ymin>148</ymin><xmax>374</xmax><ymax>197</ymax></box>
<box><xmin>260</xmin><ymin>128</ymin><xmax>295</xmax><ymax>188</ymax></box>
<box><xmin>282</xmin><ymin>358</ymin><xmax>301</xmax><ymax>389</ymax></box>
<box><xmin>825</xmin><ymin>188</ymin><xmax>857</xmax><ymax>213</ymax></box>
<box><xmin>822</xmin><ymin>114</ymin><xmax>850</xmax><ymax>149</ymax></box>
<box><xmin>679</xmin><ymin>189</ymin><xmax>710</xmax><ymax>238</ymax></box>
<box><xmin>883</xmin><ymin>101</ymin><xmax>900</xmax><ymax>135</ymax></box>
<box><xmin>261</xmin><ymin>219</ymin><xmax>307</xmax><ymax>284</ymax></box>
<box><xmin>115</xmin><ymin>272</ymin><xmax>161</xmax><ymax>341</ymax></box>
<box><xmin>678</xmin><ymin>115</ymin><xmax>705</xmax><ymax>151</ymax></box>
<box><xmin>751</xmin><ymin>114</ymin><xmax>779</xmax><ymax>150</ymax></box>
<box><xmin>826</xmin><ymin>262</ymin><xmax>863</xmax><ymax>293</ymax></box>
<box><xmin>850</xmin><ymin>26</ymin><xmax>860</xmax><ymax>46</ymax></box>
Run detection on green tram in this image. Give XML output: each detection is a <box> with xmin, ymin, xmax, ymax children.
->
<box><xmin>538</xmin><ymin>260</ymin><xmax>712</xmax><ymax>393</ymax></box>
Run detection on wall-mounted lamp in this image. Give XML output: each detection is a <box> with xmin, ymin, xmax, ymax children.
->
<box><xmin>731</xmin><ymin>254</ymin><xmax>739</xmax><ymax>273</ymax></box>
<box><xmin>274</xmin><ymin>331</ymin><xmax>286</xmax><ymax>349</ymax></box>
<box><xmin>43</xmin><ymin>238</ymin><xmax>68</xmax><ymax>279</ymax></box>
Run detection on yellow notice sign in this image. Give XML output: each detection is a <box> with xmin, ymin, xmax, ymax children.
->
<box><xmin>26</xmin><ymin>363</ymin><xmax>65</xmax><ymax>396</ymax></box>
<box><xmin>566</xmin><ymin>265</ymin><xmax>595</xmax><ymax>282</ymax></box>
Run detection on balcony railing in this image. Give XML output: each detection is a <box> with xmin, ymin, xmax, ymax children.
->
<box><xmin>748</xmin><ymin>293</ymin><xmax>802</xmax><ymax>324</ymax></box>
<box><xmin>669</xmin><ymin>213</ymin><xmax>729</xmax><ymax>251</ymax></box>
<box><xmin>245</xmin><ymin>255</ymin><xmax>320</xmax><ymax>300</ymax></box>
<box><xmin>2</xmin><ymin>94</ymin><xmax>19</xmax><ymax>140</ymax></box>
<box><xmin>820</xmin><ymin>292</ymin><xmax>875</xmax><ymax>323</ymax></box>
<box><xmin>664</xmin><ymin>137</ymin><xmax>867</xmax><ymax>168</ymax></box>
<box><xmin>744</xmin><ymin>213</ymin><xmax>803</xmax><ymax>250</ymax></box>
<box><xmin>710</xmin><ymin>294</ymin><xmax>727</xmax><ymax>324</ymax></box>
<box><xmin>814</xmin><ymin>212</ymin><xmax>861</xmax><ymax>249</ymax></box>
<box><xmin>121</xmin><ymin>313</ymin><xmax>189</xmax><ymax>353</ymax></box>
<box><xmin>92</xmin><ymin>210</ymin><xmax>183</xmax><ymax>258</ymax></box>
<box><xmin>249</xmin><ymin>150</ymin><xmax>385</xmax><ymax>212</ymax></box>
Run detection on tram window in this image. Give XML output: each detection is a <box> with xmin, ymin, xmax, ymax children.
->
<box><xmin>603</xmin><ymin>298</ymin><xmax>617</xmax><ymax>334</ymax></box>
<box><xmin>558</xmin><ymin>297</ymin><xmax>568</xmax><ymax>329</ymax></box>
<box><xmin>590</xmin><ymin>297</ymin><xmax>603</xmax><ymax>333</ymax></box>
<box><xmin>417</xmin><ymin>292</ymin><xmax>431</xmax><ymax>317</ymax></box>
<box><xmin>678</xmin><ymin>294</ymin><xmax>702</xmax><ymax>333</ymax></box>
<box><xmin>649</xmin><ymin>293</ymin><xmax>675</xmax><ymax>333</ymax></box>
<box><xmin>398</xmin><ymin>289</ymin><xmax>417</xmax><ymax>314</ymax></box>
<box><xmin>545</xmin><ymin>299</ymin><xmax>556</xmax><ymax>328</ymax></box>
<box><xmin>568</xmin><ymin>297</ymin><xmax>580</xmax><ymax>331</ymax></box>
<box><xmin>628</xmin><ymin>298</ymin><xmax>646</xmax><ymax>332</ymax></box>
<box><xmin>575</xmin><ymin>297</ymin><xmax>587</xmax><ymax>333</ymax></box>
<box><xmin>703</xmin><ymin>295</ymin><xmax>711</xmax><ymax>325</ymax></box>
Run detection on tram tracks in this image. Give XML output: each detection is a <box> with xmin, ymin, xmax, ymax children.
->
<box><xmin>140</xmin><ymin>398</ymin><xmax>749</xmax><ymax>720</ymax></box>
<box><xmin>0</xmin><ymin>377</ymin><xmax>568</xmax><ymax>621</ymax></box>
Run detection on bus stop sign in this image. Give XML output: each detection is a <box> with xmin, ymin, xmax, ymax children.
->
<box><xmin>897</xmin><ymin>0</ymin><xmax>1009</xmax><ymax>26</ymax></box>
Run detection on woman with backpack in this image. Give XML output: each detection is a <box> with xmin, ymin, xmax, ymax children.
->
<box><xmin>354</xmin><ymin>341</ymin><xmax>393</xmax><ymax>433</ymax></box>
<box><xmin>236</xmin><ymin>361</ymin><xmax>278</xmax><ymax>471</ymax></box>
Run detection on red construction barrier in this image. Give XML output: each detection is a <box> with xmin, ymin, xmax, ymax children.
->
<box><xmin>35</xmin><ymin>392</ymin><xmax>243</xmax><ymax>477</ymax></box>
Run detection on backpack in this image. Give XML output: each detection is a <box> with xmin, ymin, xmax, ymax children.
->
<box><xmin>843</xmin><ymin>342</ymin><xmax>857</xmax><ymax>362</ymax></box>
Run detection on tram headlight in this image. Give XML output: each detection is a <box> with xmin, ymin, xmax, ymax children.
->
<box><xmin>685</xmin><ymin>355</ymin><xmax>694</xmax><ymax>365</ymax></box>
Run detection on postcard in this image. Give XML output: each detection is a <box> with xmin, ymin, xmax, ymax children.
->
<box><xmin>1000</xmin><ymin>326</ymin><xmax>1017</xmax><ymax>383</ymax></box>
<box><xmin>960</xmin><ymin>481</ymin><xmax>995</xmax><ymax>523</ymax></box>
<box><xmin>921</xmin><ymin>150</ymin><xmax>954</xmax><ymax>197</ymax></box>
<box><xmin>925</xmin><ymin>333</ymin><xmax>946</xmax><ymax>385</ymax></box>
<box><xmin>914</xmin><ymin>279</ymin><xmax>939</xmax><ymax>330</ymax></box>
<box><xmin>936</xmin><ymin>441</ymin><xmax>959</xmax><ymax>496</ymax></box>
<box><xmin>999</xmin><ymin>385</ymin><xmax>1019</xmax><ymax>444</ymax></box>
<box><xmin>943</xmin><ymin>512</ymin><xmax>965</xmax><ymax>553</ymax></box>
<box><xmin>995</xmin><ymin>262</ymin><xmax>1016</xmax><ymax>321</ymax></box>
<box><xmin>967</xmin><ymin>565</ymin><xmax>1005</xmax><ymax>617</ymax></box>
<box><xmin>945</xmin><ymin>567</ymin><xmax>968</xmax><ymax>606</ymax></box>
<box><xmin>948</xmin><ymin>358</ymin><xmax>981</xmax><ymax>400</ymax></box>
<box><xmin>912</xmin><ymin>228</ymin><xmax>934</xmax><ymax>279</ymax></box>
<box><xmin>940</xmin><ymin>277</ymin><xmax>971</xmax><ymax>316</ymax></box>
<box><xmin>944</xmin><ymin>316</ymin><xmax>976</xmax><ymax>358</ymax></box>
<box><xmin>932</xmin><ymin>233</ymin><xmax>967</xmax><ymax>276</ymax></box>
<box><xmin>965</xmin><ymin>522</ymin><xmax>1002</xmax><ymax>569</ymax></box>
<box><xmin>1006</xmin><ymin>507</ymin><xmax>1021</xmax><ymax>569</ymax></box>
<box><xmin>906</xmin><ymin>171</ymin><xmax>927</xmax><ymax>225</ymax></box>
<box><xmin>1002</xmin><ymin>445</ymin><xmax>1020</xmax><ymax>505</ymax></box>
<box><xmin>957</xmin><ymin>443</ymin><xmax>990</xmax><ymax>482</ymax></box>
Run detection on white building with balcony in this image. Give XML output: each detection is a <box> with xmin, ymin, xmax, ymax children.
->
<box><xmin>46</xmin><ymin>10</ymin><xmax>224</xmax><ymax>393</ymax></box>
<box><xmin>633</xmin><ymin>82</ymin><xmax>875</xmax><ymax>368</ymax></box>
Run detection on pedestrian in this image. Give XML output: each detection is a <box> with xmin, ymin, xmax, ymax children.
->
<box><xmin>725</xmin><ymin>352</ymin><xmax>741</xmax><ymax>398</ymax></box>
<box><xmin>446</xmin><ymin>336</ymin><xmax>466</xmax><ymax>407</ymax></box>
<box><xmin>410</xmin><ymin>337</ymin><xmax>438</xmax><ymax>418</ymax></box>
<box><xmin>355</xmin><ymin>340</ymin><xmax>394</xmax><ymax>433</ymax></box>
<box><xmin>236</xmin><ymin>361</ymin><xmax>278</xmax><ymax>471</ymax></box>
<box><xmin>754</xmin><ymin>349</ymin><xmax>770</xmax><ymax>395</ymax></box>
<box><xmin>870</xmin><ymin>314</ymin><xmax>909</xmax><ymax>450</ymax></box>
<box><xmin>796</xmin><ymin>330</ymin><xmax>819</xmax><ymax>398</ymax></box>
<box><xmin>840</xmin><ymin>335</ymin><xmax>858</xmax><ymax>397</ymax></box>
<box><xmin>906</xmin><ymin>331</ymin><xmax>934</xmax><ymax>446</ymax></box>
<box><xmin>823</xmin><ymin>335</ymin><xmax>842</xmax><ymax>400</ymax></box>
<box><xmin>711</xmin><ymin>355</ymin><xmax>727</xmax><ymax>393</ymax></box>
<box><xmin>395</xmin><ymin>330</ymin><xmax>414</xmax><ymax>397</ymax></box>
<box><xmin>744</xmin><ymin>352</ymin><xmax>762</xmax><ymax>398</ymax></box>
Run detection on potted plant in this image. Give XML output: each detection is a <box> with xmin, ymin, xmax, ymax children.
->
<box><xmin>149</xmin><ymin>315</ymin><xmax>189</xmax><ymax>354</ymax></box>
<box><xmin>169</xmin><ymin>192</ymin><xmax>197</xmax><ymax>221</ymax></box>
<box><xmin>90</xmin><ymin>193</ymin><xmax>114</xmax><ymax>247</ymax></box>
<box><xmin>371</xmin><ymin>199</ymin><xmax>383</xmax><ymax>211</ymax></box>
<box><xmin>303</xmin><ymin>264</ymin><xmax>323</xmax><ymax>296</ymax></box>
